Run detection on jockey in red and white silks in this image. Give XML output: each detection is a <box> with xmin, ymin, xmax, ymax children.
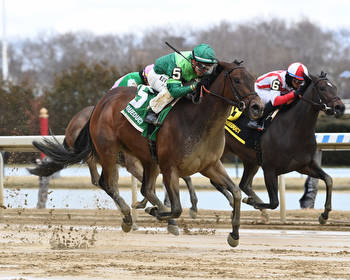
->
<box><xmin>248</xmin><ymin>62</ymin><xmax>309</xmax><ymax>130</ymax></box>
<box><xmin>255</xmin><ymin>62</ymin><xmax>309</xmax><ymax>107</ymax></box>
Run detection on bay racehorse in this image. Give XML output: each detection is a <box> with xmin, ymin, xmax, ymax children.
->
<box><xmin>29</xmin><ymin>105</ymin><xmax>199</xmax><ymax>218</ymax></box>
<box><xmin>223</xmin><ymin>72</ymin><xmax>345</xmax><ymax>224</ymax></box>
<box><xmin>32</xmin><ymin>60</ymin><xmax>264</xmax><ymax>247</ymax></box>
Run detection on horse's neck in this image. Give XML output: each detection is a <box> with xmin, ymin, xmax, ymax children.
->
<box><xmin>278</xmin><ymin>91</ymin><xmax>319</xmax><ymax>137</ymax></box>
<box><xmin>180</xmin><ymin>95</ymin><xmax>231</xmax><ymax>138</ymax></box>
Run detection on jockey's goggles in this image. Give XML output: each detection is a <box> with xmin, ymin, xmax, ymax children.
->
<box><xmin>293</xmin><ymin>78</ymin><xmax>304</xmax><ymax>85</ymax></box>
<box><xmin>196</xmin><ymin>62</ymin><xmax>216</xmax><ymax>75</ymax></box>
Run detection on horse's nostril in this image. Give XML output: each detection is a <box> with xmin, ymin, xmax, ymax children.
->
<box><xmin>335</xmin><ymin>104</ymin><xmax>345</xmax><ymax>113</ymax></box>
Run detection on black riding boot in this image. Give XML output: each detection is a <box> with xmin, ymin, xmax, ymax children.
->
<box><xmin>144</xmin><ymin>110</ymin><xmax>161</xmax><ymax>126</ymax></box>
<box><xmin>247</xmin><ymin>119</ymin><xmax>265</xmax><ymax>131</ymax></box>
<box><xmin>247</xmin><ymin>101</ymin><xmax>275</xmax><ymax>131</ymax></box>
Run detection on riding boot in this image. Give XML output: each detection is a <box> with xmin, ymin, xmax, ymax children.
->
<box><xmin>144</xmin><ymin>110</ymin><xmax>161</xmax><ymax>126</ymax></box>
<box><xmin>247</xmin><ymin>119</ymin><xmax>265</xmax><ymax>131</ymax></box>
<box><xmin>247</xmin><ymin>101</ymin><xmax>275</xmax><ymax>131</ymax></box>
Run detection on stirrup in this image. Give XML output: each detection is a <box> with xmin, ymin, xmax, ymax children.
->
<box><xmin>144</xmin><ymin>111</ymin><xmax>161</xmax><ymax>126</ymax></box>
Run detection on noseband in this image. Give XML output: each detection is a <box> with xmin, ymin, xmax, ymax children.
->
<box><xmin>300</xmin><ymin>77</ymin><xmax>340</xmax><ymax>112</ymax></box>
<box><xmin>200</xmin><ymin>66</ymin><xmax>257</xmax><ymax>111</ymax></box>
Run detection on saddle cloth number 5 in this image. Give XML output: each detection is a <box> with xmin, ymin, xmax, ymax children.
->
<box><xmin>129</xmin><ymin>86</ymin><xmax>149</xmax><ymax>109</ymax></box>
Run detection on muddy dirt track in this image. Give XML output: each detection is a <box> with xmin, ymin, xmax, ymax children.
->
<box><xmin>0</xmin><ymin>208</ymin><xmax>350</xmax><ymax>279</ymax></box>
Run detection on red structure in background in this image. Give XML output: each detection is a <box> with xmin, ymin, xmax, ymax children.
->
<box><xmin>39</xmin><ymin>108</ymin><xmax>49</xmax><ymax>160</ymax></box>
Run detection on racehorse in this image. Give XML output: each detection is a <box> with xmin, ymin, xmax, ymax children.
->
<box><xmin>32</xmin><ymin>60</ymin><xmax>264</xmax><ymax>247</ymax></box>
<box><xmin>29</xmin><ymin>105</ymin><xmax>199</xmax><ymax>218</ymax></box>
<box><xmin>223</xmin><ymin>72</ymin><xmax>345</xmax><ymax>224</ymax></box>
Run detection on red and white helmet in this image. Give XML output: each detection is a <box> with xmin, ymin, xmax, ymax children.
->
<box><xmin>287</xmin><ymin>62</ymin><xmax>309</xmax><ymax>80</ymax></box>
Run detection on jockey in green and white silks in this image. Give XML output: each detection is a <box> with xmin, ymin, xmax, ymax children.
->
<box><xmin>144</xmin><ymin>43</ymin><xmax>217</xmax><ymax>125</ymax></box>
<box><xmin>111</xmin><ymin>64</ymin><xmax>154</xmax><ymax>89</ymax></box>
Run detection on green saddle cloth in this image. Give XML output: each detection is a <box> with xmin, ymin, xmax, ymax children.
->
<box><xmin>121</xmin><ymin>85</ymin><xmax>175</xmax><ymax>141</ymax></box>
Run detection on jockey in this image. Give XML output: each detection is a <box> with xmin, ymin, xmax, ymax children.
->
<box><xmin>111</xmin><ymin>64</ymin><xmax>154</xmax><ymax>89</ymax></box>
<box><xmin>248</xmin><ymin>62</ymin><xmax>309</xmax><ymax>131</ymax></box>
<box><xmin>144</xmin><ymin>43</ymin><xmax>218</xmax><ymax>126</ymax></box>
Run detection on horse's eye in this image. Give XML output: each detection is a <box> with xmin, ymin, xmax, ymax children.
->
<box><xmin>234</xmin><ymin>78</ymin><xmax>240</xmax><ymax>84</ymax></box>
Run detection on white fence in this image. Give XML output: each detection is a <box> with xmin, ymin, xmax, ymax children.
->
<box><xmin>0</xmin><ymin>133</ymin><xmax>350</xmax><ymax>220</ymax></box>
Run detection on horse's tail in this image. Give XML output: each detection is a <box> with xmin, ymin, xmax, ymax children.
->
<box><xmin>28</xmin><ymin>120</ymin><xmax>92</xmax><ymax>177</ymax></box>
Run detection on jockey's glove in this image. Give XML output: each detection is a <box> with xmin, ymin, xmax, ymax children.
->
<box><xmin>190</xmin><ymin>82</ymin><xmax>197</xmax><ymax>91</ymax></box>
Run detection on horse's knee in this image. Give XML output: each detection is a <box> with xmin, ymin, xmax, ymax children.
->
<box><xmin>324</xmin><ymin>175</ymin><xmax>333</xmax><ymax>188</ymax></box>
<box><xmin>232</xmin><ymin>188</ymin><xmax>242</xmax><ymax>201</ymax></box>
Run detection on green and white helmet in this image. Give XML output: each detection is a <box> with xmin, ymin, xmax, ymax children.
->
<box><xmin>192</xmin><ymin>44</ymin><xmax>217</xmax><ymax>64</ymax></box>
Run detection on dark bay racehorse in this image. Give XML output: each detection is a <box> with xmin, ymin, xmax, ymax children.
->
<box><xmin>223</xmin><ymin>72</ymin><xmax>345</xmax><ymax>224</ymax></box>
<box><xmin>29</xmin><ymin>105</ymin><xmax>199</xmax><ymax>218</ymax></box>
<box><xmin>32</xmin><ymin>61</ymin><xmax>264</xmax><ymax>247</ymax></box>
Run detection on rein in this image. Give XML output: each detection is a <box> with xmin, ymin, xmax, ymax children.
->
<box><xmin>200</xmin><ymin>66</ymin><xmax>257</xmax><ymax>111</ymax></box>
<box><xmin>300</xmin><ymin>77</ymin><xmax>340</xmax><ymax>112</ymax></box>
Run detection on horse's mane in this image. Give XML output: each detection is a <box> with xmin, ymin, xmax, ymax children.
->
<box><xmin>199</xmin><ymin>59</ymin><xmax>243</xmax><ymax>88</ymax></box>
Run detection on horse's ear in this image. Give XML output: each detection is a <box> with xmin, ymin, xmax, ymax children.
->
<box><xmin>319</xmin><ymin>71</ymin><xmax>327</xmax><ymax>78</ymax></box>
<box><xmin>233</xmin><ymin>59</ymin><xmax>244</xmax><ymax>65</ymax></box>
<box><xmin>214</xmin><ymin>63</ymin><xmax>224</xmax><ymax>75</ymax></box>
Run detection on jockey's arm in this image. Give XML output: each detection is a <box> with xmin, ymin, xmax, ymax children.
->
<box><xmin>272</xmin><ymin>91</ymin><xmax>296</xmax><ymax>106</ymax></box>
<box><xmin>166</xmin><ymin>78</ymin><xmax>195</xmax><ymax>98</ymax></box>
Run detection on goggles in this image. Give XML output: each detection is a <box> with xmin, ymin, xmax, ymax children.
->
<box><xmin>293</xmin><ymin>78</ymin><xmax>304</xmax><ymax>85</ymax></box>
<box><xmin>196</xmin><ymin>62</ymin><xmax>216</xmax><ymax>75</ymax></box>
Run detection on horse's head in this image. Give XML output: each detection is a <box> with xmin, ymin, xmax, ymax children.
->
<box><xmin>305</xmin><ymin>72</ymin><xmax>345</xmax><ymax>118</ymax></box>
<box><xmin>210</xmin><ymin>60</ymin><xmax>264</xmax><ymax>120</ymax></box>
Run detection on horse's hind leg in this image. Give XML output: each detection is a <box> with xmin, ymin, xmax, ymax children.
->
<box><xmin>239</xmin><ymin>162</ymin><xmax>269</xmax><ymax>223</ymax></box>
<box><xmin>300</xmin><ymin>160</ymin><xmax>333</xmax><ymax>225</ymax></box>
<box><xmin>99</xmin><ymin>159</ymin><xmax>133</xmax><ymax>233</ymax></box>
<box><xmin>201</xmin><ymin>161</ymin><xmax>241</xmax><ymax>248</ymax></box>
<box><xmin>86</xmin><ymin>155</ymin><xmax>99</xmax><ymax>186</ymax></box>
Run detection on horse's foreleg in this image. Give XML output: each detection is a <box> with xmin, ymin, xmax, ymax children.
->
<box><xmin>86</xmin><ymin>156</ymin><xmax>99</xmax><ymax>186</ymax></box>
<box><xmin>239</xmin><ymin>162</ymin><xmax>269</xmax><ymax>223</ymax></box>
<box><xmin>201</xmin><ymin>161</ymin><xmax>241</xmax><ymax>248</ymax></box>
<box><xmin>142</xmin><ymin>165</ymin><xmax>179</xmax><ymax>235</ymax></box>
<box><xmin>300</xmin><ymin>161</ymin><xmax>332</xmax><ymax>224</ymax></box>
<box><xmin>252</xmin><ymin>170</ymin><xmax>279</xmax><ymax>210</ymax></box>
<box><xmin>141</xmin><ymin>164</ymin><xmax>167</xmax><ymax>214</ymax></box>
<box><xmin>182</xmin><ymin>176</ymin><xmax>198</xmax><ymax>219</ymax></box>
<box><xmin>161</xmin><ymin>170</ymin><xmax>182</xmax><ymax>219</ymax></box>
<box><xmin>99</xmin><ymin>161</ymin><xmax>132</xmax><ymax>233</ymax></box>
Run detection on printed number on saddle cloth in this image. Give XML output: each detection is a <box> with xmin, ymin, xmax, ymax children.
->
<box><xmin>130</xmin><ymin>88</ymin><xmax>149</xmax><ymax>109</ymax></box>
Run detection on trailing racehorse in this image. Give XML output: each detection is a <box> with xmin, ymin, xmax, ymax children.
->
<box><xmin>29</xmin><ymin>105</ymin><xmax>199</xmax><ymax>218</ymax></box>
<box><xmin>32</xmin><ymin>60</ymin><xmax>264</xmax><ymax>247</ymax></box>
<box><xmin>223</xmin><ymin>72</ymin><xmax>345</xmax><ymax>224</ymax></box>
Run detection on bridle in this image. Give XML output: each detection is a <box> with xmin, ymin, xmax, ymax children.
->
<box><xmin>300</xmin><ymin>75</ymin><xmax>340</xmax><ymax>113</ymax></box>
<box><xmin>200</xmin><ymin>64</ymin><xmax>257</xmax><ymax>111</ymax></box>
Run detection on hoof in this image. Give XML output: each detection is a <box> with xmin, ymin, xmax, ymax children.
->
<box><xmin>121</xmin><ymin>221</ymin><xmax>132</xmax><ymax>233</ymax></box>
<box><xmin>318</xmin><ymin>214</ymin><xmax>328</xmax><ymax>225</ymax></box>
<box><xmin>167</xmin><ymin>224</ymin><xmax>179</xmax><ymax>236</ymax></box>
<box><xmin>145</xmin><ymin>206</ymin><xmax>158</xmax><ymax>217</ymax></box>
<box><xmin>132</xmin><ymin>223</ymin><xmax>139</xmax><ymax>231</ymax></box>
<box><xmin>227</xmin><ymin>233</ymin><xmax>239</xmax><ymax>248</ymax></box>
<box><xmin>189</xmin><ymin>208</ymin><xmax>197</xmax><ymax>219</ymax></box>
<box><xmin>260</xmin><ymin>210</ymin><xmax>270</xmax><ymax>224</ymax></box>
